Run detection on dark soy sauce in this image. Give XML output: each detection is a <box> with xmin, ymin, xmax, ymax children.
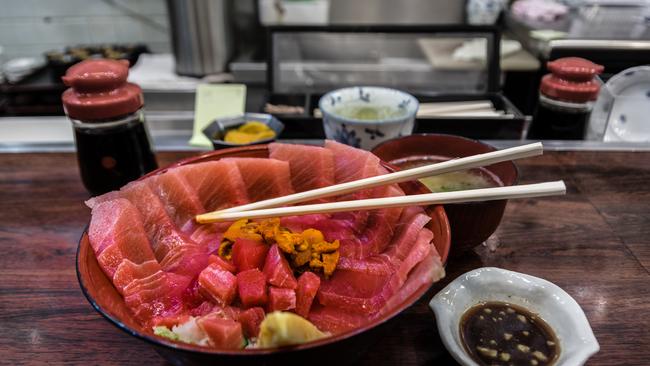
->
<box><xmin>74</xmin><ymin>117</ymin><xmax>157</xmax><ymax>196</ymax></box>
<box><xmin>460</xmin><ymin>302</ymin><xmax>559</xmax><ymax>366</ymax></box>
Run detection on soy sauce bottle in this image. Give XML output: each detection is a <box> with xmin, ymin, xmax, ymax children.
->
<box><xmin>62</xmin><ymin>59</ymin><xmax>157</xmax><ymax>195</ymax></box>
<box><xmin>528</xmin><ymin>57</ymin><xmax>603</xmax><ymax>140</ymax></box>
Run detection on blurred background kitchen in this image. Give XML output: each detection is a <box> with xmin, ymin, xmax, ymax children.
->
<box><xmin>1</xmin><ymin>0</ymin><xmax>650</xmax><ymax>152</ymax></box>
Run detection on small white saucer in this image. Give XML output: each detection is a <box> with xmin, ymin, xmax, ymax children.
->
<box><xmin>429</xmin><ymin>267</ymin><xmax>599</xmax><ymax>366</ymax></box>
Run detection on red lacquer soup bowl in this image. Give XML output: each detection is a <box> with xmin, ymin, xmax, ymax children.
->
<box><xmin>77</xmin><ymin>144</ymin><xmax>451</xmax><ymax>366</ymax></box>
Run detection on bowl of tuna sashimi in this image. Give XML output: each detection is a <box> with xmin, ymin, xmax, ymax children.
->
<box><xmin>77</xmin><ymin>140</ymin><xmax>451</xmax><ymax>365</ymax></box>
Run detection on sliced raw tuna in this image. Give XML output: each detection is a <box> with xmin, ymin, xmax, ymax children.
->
<box><xmin>123</xmin><ymin>271</ymin><xmax>191</xmax><ymax>324</ymax></box>
<box><xmin>159</xmin><ymin>243</ymin><xmax>209</xmax><ymax>278</ymax></box>
<box><xmin>146</xmin><ymin>171</ymin><xmax>204</xmax><ymax>232</ymax></box>
<box><xmin>324</xmin><ymin>140</ymin><xmax>383</xmax><ymax>184</ymax></box>
<box><xmin>232</xmin><ymin>238</ymin><xmax>269</xmax><ymax>272</ymax></box>
<box><xmin>190</xmin><ymin>301</ymin><xmax>216</xmax><ymax>317</ymax></box>
<box><xmin>317</xmin><ymin>228</ymin><xmax>434</xmax><ymax>314</ymax></box>
<box><xmin>112</xmin><ymin>259</ymin><xmax>161</xmax><ymax>295</ymax></box>
<box><xmin>198</xmin><ymin>263</ymin><xmax>238</xmax><ymax>306</ymax></box>
<box><xmin>174</xmin><ymin>160</ymin><xmax>249</xmax><ymax>211</ymax></box>
<box><xmin>263</xmin><ymin>244</ymin><xmax>297</xmax><ymax>289</ymax></box>
<box><xmin>197</xmin><ymin>313</ymin><xmax>244</xmax><ymax>349</ymax></box>
<box><xmin>308</xmin><ymin>304</ymin><xmax>367</xmax><ymax>334</ymax></box>
<box><xmin>239</xmin><ymin>307</ymin><xmax>265</xmax><ymax>338</ymax></box>
<box><xmin>268</xmin><ymin>287</ymin><xmax>296</xmax><ymax>312</ymax></box>
<box><xmin>89</xmin><ymin>199</ymin><xmax>157</xmax><ymax>278</ymax></box>
<box><xmin>268</xmin><ymin>143</ymin><xmax>335</xmax><ymax>194</ymax></box>
<box><xmin>295</xmin><ymin>271</ymin><xmax>321</xmax><ymax>317</ymax></box>
<box><xmin>236</xmin><ymin>269</ymin><xmax>268</xmax><ymax>308</ymax></box>
<box><xmin>225</xmin><ymin>158</ymin><xmax>294</xmax><ymax>202</ymax></box>
<box><xmin>208</xmin><ymin>254</ymin><xmax>237</xmax><ymax>273</ymax></box>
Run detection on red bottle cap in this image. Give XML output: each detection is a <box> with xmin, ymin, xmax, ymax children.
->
<box><xmin>540</xmin><ymin>57</ymin><xmax>604</xmax><ymax>103</ymax></box>
<box><xmin>61</xmin><ymin>59</ymin><xmax>143</xmax><ymax>121</ymax></box>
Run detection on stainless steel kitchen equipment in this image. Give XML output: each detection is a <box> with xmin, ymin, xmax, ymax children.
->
<box><xmin>166</xmin><ymin>0</ymin><xmax>234</xmax><ymax>77</ymax></box>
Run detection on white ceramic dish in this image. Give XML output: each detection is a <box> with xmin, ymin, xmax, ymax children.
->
<box><xmin>430</xmin><ymin>267</ymin><xmax>599</xmax><ymax>366</ymax></box>
<box><xmin>319</xmin><ymin>86</ymin><xmax>418</xmax><ymax>150</ymax></box>
<box><xmin>587</xmin><ymin>66</ymin><xmax>650</xmax><ymax>142</ymax></box>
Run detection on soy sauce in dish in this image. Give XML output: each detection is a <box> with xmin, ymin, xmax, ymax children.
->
<box><xmin>460</xmin><ymin>302</ymin><xmax>559</xmax><ymax>366</ymax></box>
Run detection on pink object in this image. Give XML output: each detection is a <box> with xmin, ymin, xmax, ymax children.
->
<box><xmin>236</xmin><ymin>269</ymin><xmax>268</xmax><ymax>308</ymax></box>
<box><xmin>295</xmin><ymin>271</ymin><xmax>321</xmax><ymax>317</ymax></box>
<box><xmin>208</xmin><ymin>254</ymin><xmax>237</xmax><ymax>273</ymax></box>
<box><xmin>232</xmin><ymin>238</ymin><xmax>269</xmax><ymax>272</ymax></box>
<box><xmin>112</xmin><ymin>259</ymin><xmax>161</xmax><ymax>295</ymax></box>
<box><xmin>263</xmin><ymin>244</ymin><xmax>298</xmax><ymax>289</ymax></box>
<box><xmin>268</xmin><ymin>287</ymin><xmax>297</xmax><ymax>312</ymax></box>
<box><xmin>197</xmin><ymin>314</ymin><xmax>244</xmax><ymax>349</ymax></box>
<box><xmin>198</xmin><ymin>263</ymin><xmax>238</xmax><ymax>306</ymax></box>
<box><xmin>269</xmin><ymin>143</ymin><xmax>335</xmax><ymax>195</ymax></box>
<box><xmin>511</xmin><ymin>0</ymin><xmax>568</xmax><ymax>22</ymax></box>
<box><xmin>123</xmin><ymin>271</ymin><xmax>191</xmax><ymax>324</ymax></box>
<box><xmin>224</xmin><ymin>158</ymin><xmax>294</xmax><ymax>202</ymax></box>
<box><xmin>239</xmin><ymin>307</ymin><xmax>266</xmax><ymax>338</ymax></box>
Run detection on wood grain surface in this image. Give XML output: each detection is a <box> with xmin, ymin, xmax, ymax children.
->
<box><xmin>0</xmin><ymin>151</ymin><xmax>648</xmax><ymax>365</ymax></box>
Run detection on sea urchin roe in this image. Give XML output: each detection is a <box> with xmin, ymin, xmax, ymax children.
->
<box><xmin>223</xmin><ymin>121</ymin><xmax>276</xmax><ymax>145</ymax></box>
<box><xmin>218</xmin><ymin>219</ymin><xmax>340</xmax><ymax>277</ymax></box>
<box><xmin>460</xmin><ymin>302</ymin><xmax>559</xmax><ymax>366</ymax></box>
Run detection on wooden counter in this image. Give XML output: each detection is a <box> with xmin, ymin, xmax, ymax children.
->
<box><xmin>1</xmin><ymin>151</ymin><xmax>648</xmax><ymax>365</ymax></box>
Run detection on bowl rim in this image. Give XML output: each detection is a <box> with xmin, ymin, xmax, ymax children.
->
<box><xmin>429</xmin><ymin>267</ymin><xmax>600</xmax><ymax>366</ymax></box>
<box><xmin>318</xmin><ymin>86</ymin><xmax>419</xmax><ymax>125</ymax></box>
<box><xmin>77</xmin><ymin>143</ymin><xmax>451</xmax><ymax>356</ymax></box>
<box><xmin>372</xmin><ymin>133</ymin><xmax>520</xmax><ymax>203</ymax></box>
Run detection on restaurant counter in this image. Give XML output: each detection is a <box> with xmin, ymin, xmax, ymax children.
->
<box><xmin>0</xmin><ymin>134</ymin><xmax>649</xmax><ymax>364</ymax></box>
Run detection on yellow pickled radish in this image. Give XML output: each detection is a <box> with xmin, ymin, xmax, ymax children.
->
<box><xmin>223</xmin><ymin>121</ymin><xmax>276</xmax><ymax>144</ymax></box>
<box><xmin>257</xmin><ymin>311</ymin><xmax>326</xmax><ymax>348</ymax></box>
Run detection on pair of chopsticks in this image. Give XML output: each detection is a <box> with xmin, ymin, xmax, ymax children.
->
<box><xmin>195</xmin><ymin>142</ymin><xmax>565</xmax><ymax>224</ymax></box>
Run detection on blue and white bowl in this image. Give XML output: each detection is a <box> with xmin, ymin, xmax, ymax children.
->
<box><xmin>319</xmin><ymin>86</ymin><xmax>419</xmax><ymax>150</ymax></box>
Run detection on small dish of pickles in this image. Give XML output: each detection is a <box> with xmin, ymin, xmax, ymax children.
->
<box><xmin>202</xmin><ymin>113</ymin><xmax>285</xmax><ymax>150</ymax></box>
<box><xmin>430</xmin><ymin>267</ymin><xmax>599</xmax><ymax>366</ymax></box>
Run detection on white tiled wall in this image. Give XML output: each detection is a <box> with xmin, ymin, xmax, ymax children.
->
<box><xmin>0</xmin><ymin>0</ymin><xmax>171</xmax><ymax>61</ymax></box>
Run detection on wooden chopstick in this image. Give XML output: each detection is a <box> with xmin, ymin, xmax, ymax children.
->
<box><xmin>195</xmin><ymin>142</ymin><xmax>544</xmax><ymax>222</ymax></box>
<box><xmin>196</xmin><ymin>181</ymin><xmax>566</xmax><ymax>223</ymax></box>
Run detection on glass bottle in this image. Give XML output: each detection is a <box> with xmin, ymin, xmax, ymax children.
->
<box><xmin>61</xmin><ymin>59</ymin><xmax>157</xmax><ymax>195</ymax></box>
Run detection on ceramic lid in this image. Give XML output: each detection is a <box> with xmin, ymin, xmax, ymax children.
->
<box><xmin>540</xmin><ymin>57</ymin><xmax>604</xmax><ymax>103</ymax></box>
<box><xmin>61</xmin><ymin>59</ymin><xmax>143</xmax><ymax>121</ymax></box>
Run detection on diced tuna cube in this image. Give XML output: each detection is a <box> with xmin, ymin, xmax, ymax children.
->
<box><xmin>197</xmin><ymin>313</ymin><xmax>244</xmax><ymax>349</ymax></box>
<box><xmin>198</xmin><ymin>263</ymin><xmax>238</xmax><ymax>306</ymax></box>
<box><xmin>239</xmin><ymin>307</ymin><xmax>265</xmax><ymax>338</ymax></box>
<box><xmin>232</xmin><ymin>238</ymin><xmax>269</xmax><ymax>272</ymax></box>
<box><xmin>208</xmin><ymin>254</ymin><xmax>237</xmax><ymax>273</ymax></box>
<box><xmin>267</xmin><ymin>287</ymin><xmax>296</xmax><ymax>312</ymax></box>
<box><xmin>236</xmin><ymin>269</ymin><xmax>268</xmax><ymax>308</ymax></box>
<box><xmin>295</xmin><ymin>271</ymin><xmax>321</xmax><ymax>317</ymax></box>
<box><xmin>263</xmin><ymin>244</ymin><xmax>297</xmax><ymax>289</ymax></box>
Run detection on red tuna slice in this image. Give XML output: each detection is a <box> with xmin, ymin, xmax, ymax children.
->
<box><xmin>268</xmin><ymin>287</ymin><xmax>296</xmax><ymax>312</ymax></box>
<box><xmin>208</xmin><ymin>254</ymin><xmax>237</xmax><ymax>273</ymax></box>
<box><xmin>338</xmin><ymin>185</ymin><xmax>406</xmax><ymax>259</ymax></box>
<box><xmin>381</xmin><ymin>248</ymin><xmax>445</xmax><ymax>316</ymax></box>
<box><xmin>380</xmin><ymin>209</ymin><xmax>431</xmax><ymax>263</ymax></box>
<box><xmin>280</xmin><ymin>214</ymin><xmax>330</xmax><ymax>233</ymax></box>
<box><xmin>236</xmin><ymin>269</ymin><xmax>268</xmax><ymax>308</ymax></box>
<box><xmin>89</xmin><ymin>199</ymin><xmax>157</xmax><ymax>278</ymax></box>
<box><xmin>174</xmin><ymin>160</ymin><xmax>249</xmax><ymax>212</ymax></box>
<box><xmin>123</xmin><ymin>271</ymin><xmax>191</xmax><ymax>324</ymax></box>
<box><xmin>159</xmin><ymin>243</ymin><xmax>209</xmax><ymax>278</ymax></box>
<box><xmin>190</xmin><ymin>224</ymin><xmax>227</xmax><ymax>251</ymax></box>
<box><xmin>232</xmin><ymin>238</ymin><xmax>269</xmax><ymax>272</ymax></box>
<box><xmin>88</xmin><ymin>199</ymin><xmax>154</xmax><ymax>258</ymax></box>
<box><xmin>224</xmin><ymin>158</ymin><xmax>294</xmax><ymax>202</ymax></box>
<box><xmin>197</xmin><ymin>313</ymin><xmax>244</xmax><ymax>349</ymax></box>
<box><xmin>308</xmin><ymin>304</ymin><xmax>368</xmax><ymax>334</ymax></box>
<box><xmin>239</xmin><ymin>307</ymin><xmax>265</xmax><ymax>338</ymax></box>
<box><xmin>190</xmin><ymin>301</ymin><xmax>216</xmax><ymax>317</ymax></box>
<box><xmin>198</xmin><ymin>263</ymin><xmax>238</xmax><ymax>306</ymax></box>
<box><xmin>113</xmin><ymin>259</ymin><xmax>161</xmax><ymax>295</ymax></box>
<box><xmin>146</xmin><ymin>170</ymin><xmax>204</xmax><ymax>232</ymax></box>
<box><xmin>317</xmin><ymin>228</ymin><xmax>434</xmax><ymax>314</ymax></box>
<box><xmin>268</xmin><ymin>143</ymin><xmax>335</xmax><ymax>195</ymax></box>
<box><xmin>91</xmin><ymin>181</ymin><xmax>201</xmax><ymax>263</ymax></box>
<box><xmin>263</xmin><ymin>244</ymin><xmax>297</xmax><ymax>289</ymax></box>
<box><xmin>295</xmin><ymin>271</ymin><xmax>321</xmax><ymax>317</ymax></box>
<box><xmin>324</xmin><ymin>140</ymin><xmax>382</xmax><ymax>184</ymax></box>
